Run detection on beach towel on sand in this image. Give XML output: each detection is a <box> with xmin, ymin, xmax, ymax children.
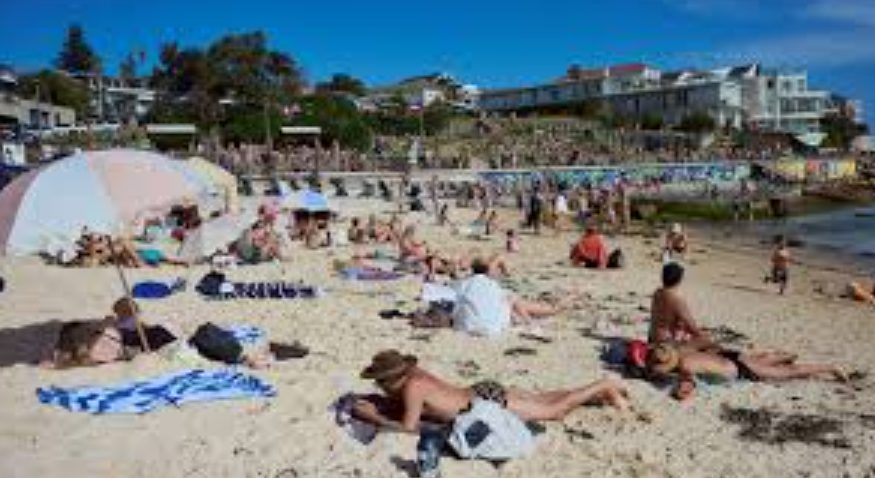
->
<box><xmin>340</xmin><ymin>267</ymin><xmax>403</xmax><ymax>281</ymax></box>
<box><xmin>36</xmin><ymin>369</ymin><xmax>275</xmax><ymax>414</ymax></box>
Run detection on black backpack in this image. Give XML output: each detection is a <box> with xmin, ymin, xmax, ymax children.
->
<box><xmin>196</xmin><ymin>271</ymin><xmax>226</xmax><ymax>297</ymax></box>
<box><xmin>607</xmin><ymin>249</ymin><xmax>625</xmax><ymax>269</ymax></box>
<box><xmin>189</xmin><ymin>323</ymin><xmax>243</xmax><ymax>364</ymax></box>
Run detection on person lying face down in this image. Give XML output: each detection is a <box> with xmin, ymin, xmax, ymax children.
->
<box><xmin>43</xmin><ymin>298</ymin><xmax>269</xmax><ymax>369</ymax></box>
<box><xmin>352</xmin><ymin>350</ymin><xmax>631</xmax><ymax>433</ymax></box>
<box><xmin>647</xmin><ymin>343</ymin><xmax>848</xmax><ymax>401</ymax></box>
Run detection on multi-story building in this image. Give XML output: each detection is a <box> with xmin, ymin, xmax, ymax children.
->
<box><xmin>0</xmin><ymin>65</ymin><xmax>76</xmax><ymax>132</ymax></box>
<box><xmin>76</xmin><ymin>73</ymin><xmax>155</xmax><ymax>124</ymax></box>
<box><xmin>478</xmin><ymin>62</ymin><xmax>862</xmax><ymax>138</ymax></box>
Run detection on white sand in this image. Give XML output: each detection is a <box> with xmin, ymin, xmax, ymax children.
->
<box><xmin>1</xmin><ymin>197</ymin><xmax>874</xmax><ymax>478</ymax></box>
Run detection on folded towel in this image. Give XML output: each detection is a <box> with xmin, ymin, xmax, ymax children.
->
<box><xmin>224</xmin><ymin>324</ymin><xmax>265</xmax><ymax>345</ymax></box>
<box><xmin>36</xmin><ymin>368</ymin><xmax>275</xmax><ymax>414</ymax></box>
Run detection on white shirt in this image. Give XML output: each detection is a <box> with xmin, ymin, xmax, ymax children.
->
<box><xmin>555</xmin><ymin>194</ymin><xmax>569</xmax><ymax>215</ymax></box>
<box><xmin>452</xmin><ymin>274</ymin><xmax>511</xmax><ymax>336</ymax></box>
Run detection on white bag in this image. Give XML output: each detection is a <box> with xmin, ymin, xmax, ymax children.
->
<box><xmin>448</xmin><ymin>399</ymin><xmax>536</xmax><ymax>460</ymax></box>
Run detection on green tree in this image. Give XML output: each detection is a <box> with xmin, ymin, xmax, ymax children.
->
<box><xmin>640</xmin><ymin>114</ymin><xmax>664</xmax><ymax>131</ymax></box>
<box><xmin>821</xmin><ymin>112</ymin><xmax>867</xmax><ymax>150</ymax></box>
<box><xmin>291</xmin><ymin>94</ymin><xmax>372</xmax><ymax>151</ymax></box>
<box><xmin>55</xmin><ymin>23</ymin><xmax>101</xmax><ymax>74</ymax></box>
<box><xmin>119</xmin><ymin>53</ymin><xmax>137</xmax><ymax>83</ymax></box>
<box><xmin>677</xmin><ymin>111</ymin><xmax>716</xmax><ymax>133</ymax></box>
<box><xmin>17</xmin><ymin>70</ymin><xmax>90</xmax><ymax>117</ymax></box>
<box><xmin>315</xmin><ymin>73</ymin><xmax>367</xmax><ymax>96</ymax></box>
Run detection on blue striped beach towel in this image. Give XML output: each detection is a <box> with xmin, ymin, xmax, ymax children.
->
<box><xmin>36</xmin><ymin>368</ymin><xmax>275</xmax><ymax>414</ymax></box>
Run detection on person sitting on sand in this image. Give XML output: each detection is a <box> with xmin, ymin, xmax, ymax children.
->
<box><xmin>352</xmin><ymin>350</ymin><xmax>631</xmax><ymax>432</ymax></box>
<box><xmin>647</xmin><ymin>343</ymin><xmax>848</xmax><ymax>401</ymax></box>
<box><xmin>347</xmin><ymin>217</ymin><xmax>368</xmax><ymax>244</ymax></box>
<box><xmin>766</xmin><ymin>235</ymin><xmax>790</xmax><ymax>295</ymax></box>
<box><xmin>236</xmin><ymin>220</ymin><xmax>282</xmax><ymax>263</ymax></box>
<box><xmin>663</xmin><ymin>223</ymin><xmax>688</xmax><ymax>262</ymax></box>
<box><xmin>451</xmin><ymin>258</ymin><xmax>558</xmax><ymax>336</ymax></box>
<box><xmin>846</xmin><ymin>278</ymin><xmax>875</xmax><ymax>307</ymax></box>
<box><xmin>570</xmin><ymin>224</ymin><xmax>608</xmax><ymax>268</ymax></box>
<box><xmin>649</xmin><ymin>263</ymin><xmax>715</xmax><ymax>352</ymax></box>
<box><xmin>399</xmin><ymin>225</ymin><xmax>430</xmax><ymax>263</ymax></box>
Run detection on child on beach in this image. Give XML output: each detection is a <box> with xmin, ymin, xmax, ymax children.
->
<box><xmin>506</xmin><ymin>229</ymin><xmax>520</xmax><ymax>253</ymax></box>
<box><xmin>766</xmin><ymin>235</ymin><xmax>790</xmax><ymax>295</ymax></box>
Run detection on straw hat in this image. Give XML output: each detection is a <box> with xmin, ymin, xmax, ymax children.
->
<box><xmin>648</xmin><ymin>344</ymin><xmax>680</xmax><ymax>375</ymax></box>
<box><xmin>360</xmin><ymin>350</ymin><xmax>418</xmax><ymax>380</ymax></box>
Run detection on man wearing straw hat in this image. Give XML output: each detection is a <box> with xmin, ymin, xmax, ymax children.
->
<box><xmin>352</xmin><ymin>350</ymin><xmax>631</xmax><ymax>432</ymax></box>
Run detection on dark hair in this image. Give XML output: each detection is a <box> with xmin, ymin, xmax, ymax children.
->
<box><xmin>506</xmin><ymin>229</ymin><xmax>515</xmax><ymax>237</ymax></box>
<box><xmin>471</xmin><ymin>258</ymin><xmax>490</xmax><ymax>275</ymax></box>
<box><xmin>662</xmin><ymin>263</ymin><xmax>685</xmax><ymax>288</ymax></box>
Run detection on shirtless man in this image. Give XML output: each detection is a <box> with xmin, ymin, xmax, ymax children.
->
<box><xmin>649</xmin><ymin>263</ymin><xmax>715</xmax><ymax>353</ymax></box>
<box><xmin>767</xmin><ymin>235</ymin><xmax>790</xmax><ymax>295</ymax></box>
<box><xmin>352</xmin><ymin>350</ymin><xmax>630</xmax><ymax>432</ymax></box>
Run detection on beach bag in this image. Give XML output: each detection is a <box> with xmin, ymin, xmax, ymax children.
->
<box><xmin>448</xmin><ymin>399</ymin><xmax>536</xmax><ymax>460</ymax></box>
<box><xmin>607</xmin><ymin>249</ymin><xmax>625</xmax><ymax>269</ymax></box>
<box><xmin>132</xmin><ymin>281</ymin><xmax>173</xmax><ymax>299</ymax></box>
<box><xmin>196</xmin><ymin>272</ymin><xmax>227</xmax><ymax>297</ymax></box>
<box><xmin>189</xmin><ymin>323</ymin><xmax>242</xmax><ymax>364</ymax></box>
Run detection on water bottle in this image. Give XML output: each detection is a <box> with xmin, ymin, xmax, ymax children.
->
<box><xmin>416</xmin><ymin>427</ymin><xmax>444</xmax><ymax>478</ymax></box>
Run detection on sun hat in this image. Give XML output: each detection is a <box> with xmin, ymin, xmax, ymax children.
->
<box><xmin>360</xmin><ymin>350</ymin><xmax>418</xmax><ymax>380</ymax></box>
<box><xmin>647</xmin><ymin>344</ymin><xmax>680</xmax><ymax>375</ymax></box>
<box><xmin>671</xmin><ymin>223</ymin><xmax>682</xmax><ymax>234</ymax></box>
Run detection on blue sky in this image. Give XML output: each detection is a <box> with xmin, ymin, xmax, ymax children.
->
<box><xmin>1</xmin><ymin>0</ymin><xmax>873</xmax><ymax>124</ymax></box>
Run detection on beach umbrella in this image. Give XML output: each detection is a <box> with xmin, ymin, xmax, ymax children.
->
<box><xmin>183</xmin><ymin>157</ymin><xmax>240</xmax><ymax>213</ymax></box>
<box><xmin>0</xmin><ymin>149</ymin><xmax>207</xmax><ymax>256</ymax></box>
<box><xmin>281</xmin><ymin>188</ymin><xmax>332</xmax><ymax>212</ymax></box>
<box><xmin>178</xmin><ymin>210</ymin><xmax>258</xmax><ymax>263</ymax></box>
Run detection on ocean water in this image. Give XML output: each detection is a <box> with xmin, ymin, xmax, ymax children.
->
<box><xmin>758</xmin><ymin>204</ymin><xmax>875</xmax><ymax>269</ymax></box>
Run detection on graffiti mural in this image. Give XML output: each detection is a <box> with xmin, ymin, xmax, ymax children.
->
<box><xmin>478</xmin><ymin>162</ymin><xmax>752</xmax><ymax>187</ymax></box>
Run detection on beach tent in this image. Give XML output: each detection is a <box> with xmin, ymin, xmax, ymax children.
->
<box><xmin>184</xmin><ymin>157</ymin><xmax>239</xmax><ymax>213</ymax></box>
<box><xmin>0</xmin><ymin>149</ymin><xmax>208</xmax><ymax>256</ymax></box>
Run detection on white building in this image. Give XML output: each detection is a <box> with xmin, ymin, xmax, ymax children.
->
<box><xmin>478</xmin><ymin>63</ymin><xmax>862</xmax><ymax>137</ymax></box>
<box><xmin>77</xmin><ymin>73</ymin><xmax>155</xmax><ymax>124</ymax></box>
<box><xmin>0</xmin><ymin>65</ymin><xmax>76</xmax><ymax>132</ymax></box>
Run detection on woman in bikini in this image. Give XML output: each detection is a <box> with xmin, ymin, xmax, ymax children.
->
<box><xmin>647</xmin><ymin>344</ymin><xmax>847</xmax><ymax>400</ymax></box>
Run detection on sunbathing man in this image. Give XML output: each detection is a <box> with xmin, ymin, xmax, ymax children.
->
<box><xmin>649</xmin><ymin>263</ymin><xmax>716</xmax><ymax>353</ymax></box>
<box><xmin>352</xmin><ymin>350</ymin><xmax>630</xmax><ymax>432</ymax></box>
<box><xmin>647</xmin><ymin>343</ymin><xmax>847</xmax><ymax>401</ymax></box>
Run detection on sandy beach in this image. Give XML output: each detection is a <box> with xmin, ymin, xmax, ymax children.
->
<box><xmin>1</xmin><ymin>197</ymin><xmax>874</xmax><ymax>478</ymax></box>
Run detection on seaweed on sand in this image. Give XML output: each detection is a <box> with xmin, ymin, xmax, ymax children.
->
<box><xmin>720</xmin><ymin>405</ymin><xmax>851</xmax><ymax>449</ymax></box>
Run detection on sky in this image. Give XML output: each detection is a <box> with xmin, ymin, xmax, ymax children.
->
<box><xmin>1</xmin><ymin>0</ymin><xmax>873</xmax><ymax>125</ymax></box>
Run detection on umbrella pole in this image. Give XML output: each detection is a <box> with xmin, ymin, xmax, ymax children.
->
<box><xmin>108</xmin><ymin>238</ymin><xmax>152</xmax><ymax>353</ymax></box>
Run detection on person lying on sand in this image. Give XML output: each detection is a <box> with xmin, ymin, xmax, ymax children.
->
<box><xmin>649</xmin><ymin>263</ymin><xmax>716</xmax><ymax>353</ymax></box>
<box><xmin>352</xmin><ymin>350</ymin><xmax>630</xmax><ymax>432</ymax></box>
<box><xmin>426</xmin><ymin>251</ymin><xmax>510</xmax><ymax>281</ymax></box>
<box><xmin>42</xmin><ymin>298</ymin><xmax>270</xmax><ymax>369</ymax></box>
<box><xmin>647</xmin><ymin>343</ymin><xmax>848</xmax><ymax>401</ymax></box>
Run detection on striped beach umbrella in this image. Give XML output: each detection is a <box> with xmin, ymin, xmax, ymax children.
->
<box><xmin>0</xmin><ymin>149</ymin><xmax>208</xmax><ymax>256</ymax></box>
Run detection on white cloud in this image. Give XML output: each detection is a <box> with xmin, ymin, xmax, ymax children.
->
<box><xmin>732</xmin><ymin>30</ymin><xmax>875</xmax><ymax>67</ymax></box>
<box><xmin>803</xmin><ymin>0</ymin><xmax>875</xmax><ymax>26</ymax></box>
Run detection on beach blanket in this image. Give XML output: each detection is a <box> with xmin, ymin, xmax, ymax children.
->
<box><xmin>340</xmin><ymin>267</ymin><xmax>404</xmax><ymax>281</ymax></box>
<box><xmin>199</xmin><ymin>281</ymin><xmax>323</xmax><ymax>300</ymax></box>
<box><xmin>36</xmin><ymin>369</ymin><xmax>275</xmax><ymax>414</ymax></box>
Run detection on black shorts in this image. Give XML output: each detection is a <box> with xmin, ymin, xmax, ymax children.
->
<box><xmin>772</xmin><ymin>267</ymin><xmax>788</xmax><ymax>284</ymax></box>
<box><xmin>470</xmin><ymin>380</ymin><xmax>508</xmax><ymax>407</ymax></box>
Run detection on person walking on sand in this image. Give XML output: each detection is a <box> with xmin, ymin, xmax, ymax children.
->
<box><xmin>352</xmin><ymin>350</ymin><xmax>631</xmax><ymax>432</ymax></box>
<box><xmin>766</xmin><ymin>235</ymin><xmax>790</xmax><ymax>295</ymax></box>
